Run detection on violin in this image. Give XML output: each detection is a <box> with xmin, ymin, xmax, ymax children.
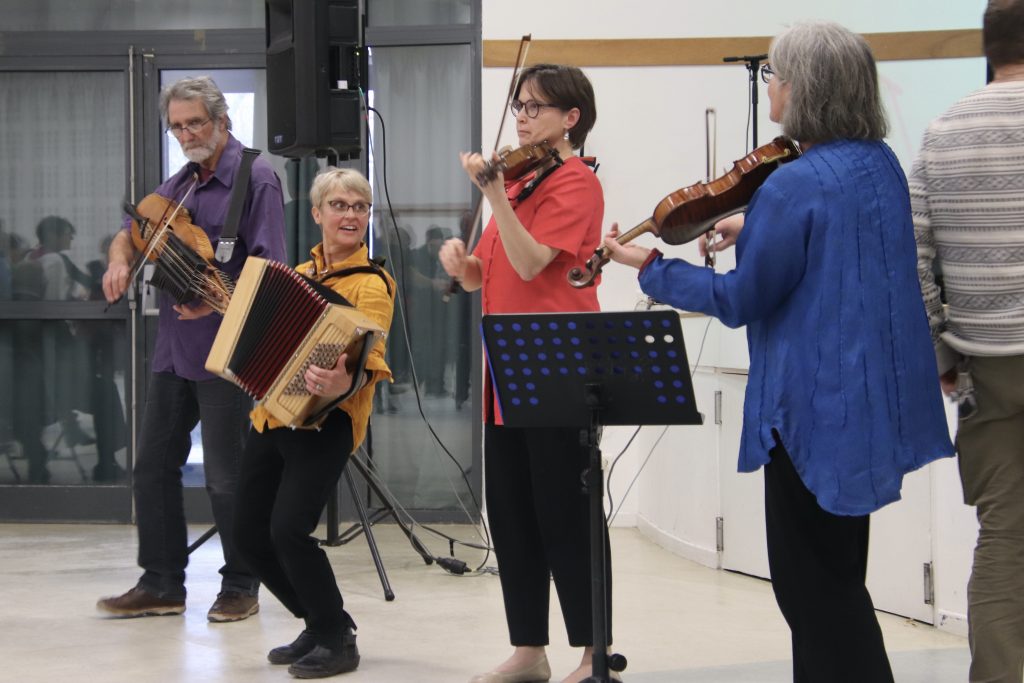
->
<box><xmin>122</xmin><ymin>179</ymin><xmax>233</xmax><ymax>312</ymax></box>
<box><xmin>127</xmin><ymin>191</ymin><xmax>215</xmax><ymax>262</ymax></box>
<box><xmin>474</xmin><ymin>141</ymin><xmax>562</xmax><ymax>186</ymax></box>
<box><xmin>567</xmin><ymin>136</ymin><xmax>800</xmax><ymax>288</ymax></box>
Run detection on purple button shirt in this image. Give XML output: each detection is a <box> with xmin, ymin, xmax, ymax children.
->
<box><xmin>123</xmin><ymin>134</ymin><xmax>286</xmax><ymax>380</ymax></box>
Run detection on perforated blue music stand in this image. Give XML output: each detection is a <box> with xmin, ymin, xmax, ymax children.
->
<box><xmin>481</xmin><ymin>309</ymin><xmax>702</xmax><ymax>682</ymax></box>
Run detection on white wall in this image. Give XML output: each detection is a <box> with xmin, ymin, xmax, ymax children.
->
<box><xmin>481</xmin><ymin>0</ymin><xmax>984</xmax><ymax>633</ymax></box>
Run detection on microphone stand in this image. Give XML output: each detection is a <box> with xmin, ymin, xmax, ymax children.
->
<box><xmin>722</xmin><ymin>53</ymin><xmax>767</xmax><ymax>149</ymax></box>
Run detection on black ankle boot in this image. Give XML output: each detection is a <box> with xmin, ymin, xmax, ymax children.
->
<box><xmin>287</xmin><ymin>630</ymin><xmax>359</xmax><ymax>678</ymax></box>
<box><xmin>267</xmin><ymin>629</ymin><xmax>317</xmax><ymax>665</ymax></box>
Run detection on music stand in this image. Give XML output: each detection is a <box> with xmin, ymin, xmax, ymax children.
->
<box><xmin>482</xmin><ymin>310</ymin><xmax>702</xmax><ymax>682</ymax></box>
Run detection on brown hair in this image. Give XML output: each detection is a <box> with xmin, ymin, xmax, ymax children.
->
<box><xmin>984</xmin><ymin>0</ymin><xmax>1024</xmax><ymax>68</ymax></box>
<box><xmin>514</xmin><ymin>63</ymin><xmax>597</xmax><ymax>149</ymax></box>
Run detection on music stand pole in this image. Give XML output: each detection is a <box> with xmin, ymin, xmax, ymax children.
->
<box><xmin>481</xmin><ymin>310</ymin><xmax>703</xmax><ymax>683</ymax></box>
<box><xmin>583</xmin><ymin>384</ymin><xmax>612</xmax><ymax>681</ymax></box>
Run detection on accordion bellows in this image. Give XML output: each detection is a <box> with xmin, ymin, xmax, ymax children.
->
<box><xmin>206</xmin><ymin>257</ymin><xmax>385</xmax><ymax>428</ymax></box>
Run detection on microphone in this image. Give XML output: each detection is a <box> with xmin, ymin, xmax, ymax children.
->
<box><xmin>723</xmin><ymin>54</ymin><xmax>768</xmax><ymax>63</ymax></box>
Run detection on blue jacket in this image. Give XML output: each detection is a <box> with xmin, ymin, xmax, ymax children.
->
<box><xmin>639</xmin><ymin>139</ymin><xmax>953</xmax><ymax>515</ymax></box>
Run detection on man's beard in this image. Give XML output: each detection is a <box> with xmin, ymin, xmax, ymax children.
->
<box><xmin>182</xmin><ymin>127</ymin><xmax>223</xmax><ymax>164</ymax></box>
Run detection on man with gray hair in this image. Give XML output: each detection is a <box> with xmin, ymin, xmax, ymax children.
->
<box><xmin>97</xmin><ymin>75</ymin><xmax>286</xmax><ymax>622</ymax></box>
<box><xmin>911</xmin><ymin>1</ymin><xmax>1024</xmax><ymax>680</ymax></box>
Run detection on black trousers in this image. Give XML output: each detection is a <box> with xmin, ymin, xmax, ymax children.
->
<box><xmin>764</xmin><ymin>437</ymin><xmax>894</xmax><ymax>683</ymax></box>
<box><xmin>234</xmin><ymin>410</ymin><xmax>355</xmax><ymax>648</ymax></box>
<box><xmin>135</xmin><ymin>372</ymin><xmax>256</xmax><ymax>599</ymax></box>
<box><xmin>484</xmin><ymin>423</ymin><xmax>611</xmax><ymax>647</ymax></box>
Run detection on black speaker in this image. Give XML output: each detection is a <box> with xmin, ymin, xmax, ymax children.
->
<box><xmin>266</xmin><ymin>0</ymin><xmax>364</xmax><ymax>159</ymax></box>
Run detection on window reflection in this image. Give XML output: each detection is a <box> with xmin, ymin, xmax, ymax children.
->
<box><xmin>368</xmin><ymin>0</ymin><xmax>471</xmax><ymax>26</ymax></box>
<box><xmin>0</xmin><ymin>319</ymin><xmax>128</xmax><ymax>485</ymax></box>
<box><xmin>0</xmin><ymin>71</ymin><xmax>125</xmax><ymax>303</ymax></box>
<box><xmin>367</xmin><ymin>44</ymin><xmax>475</xmax><ymax>509</ymax></box>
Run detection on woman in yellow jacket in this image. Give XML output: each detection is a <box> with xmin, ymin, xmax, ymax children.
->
<box><xmin>233</xmin><ymin>167</ymin><xmax>394</xmax><ymax>679</ymax></box>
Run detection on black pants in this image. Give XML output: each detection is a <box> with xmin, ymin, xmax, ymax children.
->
<box><xmin>234</xmin><ymin>409</ymin><xmax>355</xmax><ymax>648</ymax></box>
<box><xmin>134</xmin><ymin>372</ymin><xmax>256</xmax><ymax>600</ymax></box>
<box><xmin>764</xmin><ymin>437</ymin><xmax>894</xmax><ymax>683</ymax></box>
<box><xmin>484</xmin><ymin>423</ymin><xmax>611</xmax><ymax>647</ymax></box>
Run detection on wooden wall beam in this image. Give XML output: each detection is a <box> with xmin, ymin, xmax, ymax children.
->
<box><xmin>482</xmin><ymin>29</ymin><xmax>982</xmax><ymax>67</ymax></box>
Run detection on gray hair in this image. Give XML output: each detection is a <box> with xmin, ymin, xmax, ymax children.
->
<box><xmin>159</xmin><ymin>76</ymin><xmax>232</xmax><ymax>130</ymax></box>
<box><xmin>309</xmin><ymin>167</ymin><xmax>373</xmax><ymax>209</ymax></box>
<box><xmin>769</xmin><ymin>22</ymin><xmax>888</xmax><ymax>144</ymax></box>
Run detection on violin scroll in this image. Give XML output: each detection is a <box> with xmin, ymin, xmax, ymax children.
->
<box><xmin>567</xmin><ymin>245</ymin><xmax>608</xmax><ymax>289</ymax></box>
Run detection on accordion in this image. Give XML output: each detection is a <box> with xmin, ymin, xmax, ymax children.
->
<box><xmin>206</xmin><ymin>257</ymin><xmax>386</xmax><ymax>428</ymax></box>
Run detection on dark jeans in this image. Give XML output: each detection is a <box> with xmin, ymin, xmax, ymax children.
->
<box><xmin>764</xmin><ymin>436</ymin><xmax>894</xmax><ymax>683</ymax></box>
<box><xmin>234</xmin><ymin>409</ymin><xmax>356</xmax><ymax>649</ymax></box>
<box><xmin>484</xmin><ymin>423</ymin><xmax>610</xmax><ymax>647</ymax></box>
<box><xmin>134</xmin><ymin>371</ymin><xmax>256</xmax><ymax>600</ymax></box>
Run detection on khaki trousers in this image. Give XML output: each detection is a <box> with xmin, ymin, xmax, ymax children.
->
<box><xmin>957</xmin><ymin>354</ymin><xmax>1024</xmax><ymax>683</ymax></box>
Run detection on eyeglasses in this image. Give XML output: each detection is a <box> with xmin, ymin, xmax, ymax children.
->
<box><xmin>325</xmin><ymin>199</ymin><xmax>371</xmax><ymax>216</ymax></box>
<box><xmin>760</xmin><ymin>63</ymin><xmax>777</xmax><ymax>84</ymax></box>
<box><xmin>166</xmin><ymin>118</ymin><xmax>212</xmax><ymax>138</ymax></box>
<box><xmin>510</xmin><ymin>99</ymin><xmax>562</xmax><ymax>119</ymax></box>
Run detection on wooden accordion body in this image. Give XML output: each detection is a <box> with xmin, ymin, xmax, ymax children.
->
<box><xmin>206</xmin><ymin>257</ymin><xmax>385</xmax><ymax>428</ymax></box>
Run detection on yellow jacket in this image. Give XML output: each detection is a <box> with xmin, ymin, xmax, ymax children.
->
<box><xmin>250</xmin><ymin>243</ymin><xmax>394</xmax><ymax>451</ymax></box>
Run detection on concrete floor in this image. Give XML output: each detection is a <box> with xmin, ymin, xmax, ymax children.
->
<box><xmin>0</xmin><ymin>523</ymin><xmax>969</xmax><ymax>682</ymax></box>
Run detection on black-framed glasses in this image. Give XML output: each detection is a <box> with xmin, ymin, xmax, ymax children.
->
<box><xmin>325</xmin><ymin>199</ymin><xmax>371</xmax><ymax>216</ymax></box>
<box><xmin>510</xmin><ymin>99</ymin><xmax>561</xmax><ymax>119</ymax></box>
<box><xmin>165</xmin><ymin>118</ymin><xmax>212</xmax><ymax>138</ymax></box>
<box><xmin>759</xmin><ymin>63</ymin><xmax>776</xmax><ymax>84</ymax></box>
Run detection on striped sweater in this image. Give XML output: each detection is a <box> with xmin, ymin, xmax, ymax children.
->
<box><xmin>910</xmin><ymin>80</ymin><xmax>1024</xmax><ymax>372</ymax></box>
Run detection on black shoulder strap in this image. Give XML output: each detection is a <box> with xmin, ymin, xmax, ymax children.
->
<box><xmin>215</xmin><ymin>147</ymin><xmax>261</xmax><ymax>263</ymax></box>
<box><xmin>318</xmin><ymin>258</ymin><xmax>393</xmax><ymax>298</ymax></box>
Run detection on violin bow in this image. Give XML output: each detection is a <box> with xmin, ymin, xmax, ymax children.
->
<box><xmin>442</xmin><ymin>34</ymin><xmax>532</xmax><ymax>302</ymax></box>
<box><xmin>703</xmin><ymin>108</ymin><xmax>717</xmax><ymax>269</ymax></box>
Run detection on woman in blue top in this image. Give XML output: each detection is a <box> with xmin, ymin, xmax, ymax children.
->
<box><xmin>605</xmin><ymin>22</ymin><xmax>953</xmax><ymax>683</ymax></box>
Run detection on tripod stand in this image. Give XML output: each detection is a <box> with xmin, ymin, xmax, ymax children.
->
<box><xmin>482</xmin><ymin>310</ymin><xmax>702</xmax><ymax>682</ymax></box>
<box><xmin>189</xmin><ymin>427</ymin><xmax>434</xmax><ymax>603</ymax></box>
<box><xmin>321</xmin><ymin>445</ymin><xmax>434</xmax><ymax>601</ymax></box>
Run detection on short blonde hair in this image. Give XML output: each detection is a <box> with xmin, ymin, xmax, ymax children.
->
<box><xmin>309</xmin><ymin>167</ymin><xmax>372</xmax><ymax>209</ymax></box>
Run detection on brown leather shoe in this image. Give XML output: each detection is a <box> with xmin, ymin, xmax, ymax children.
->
<box><xmin>96</xmin><ymin>586</ymin><xmax>185</xmax><ymax>618</ymax></box>
<box><xmin>207</xmin><ymin>590</ymin><xmax>259</xmax><ymax>623</ymax></box>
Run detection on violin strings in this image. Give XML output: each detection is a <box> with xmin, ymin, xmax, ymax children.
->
<box><xmin>145</xmin><ymin>226</ymin><xmax>232</xmax><ymax>313</ymax></box>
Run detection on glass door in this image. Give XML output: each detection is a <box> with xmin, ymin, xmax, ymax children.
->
<box><xmin>0</xmin><ymin>65</ymin><xmax>134</xmax><ymax>520</ymax></box>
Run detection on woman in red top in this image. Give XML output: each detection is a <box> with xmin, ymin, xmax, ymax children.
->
<box><xmin>439</xmin><ymin>63</ymin><xmax>610</xmax><ymax>683</ymax></box>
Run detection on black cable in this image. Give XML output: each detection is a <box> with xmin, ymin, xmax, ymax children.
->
<box><xmin>361</xmin><ymin>98</ymin><xmax>494</xmax><ymax>573</ymax></box>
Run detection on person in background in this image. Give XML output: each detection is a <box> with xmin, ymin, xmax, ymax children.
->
<box><xmin>410</xmin><ymin>225</ymin><xmax>452</xmax><ymax>397</ymax></box>
<box><xmin>604</xmin><ymin>22</ymin><xmax>952</xmax><ymax>682</ymax></box>
<box><xmin>96</xmin><ymin>75</ymin><xmax>286</xmax><ymax>622</ymax></box>
<box><xmin>910</xmin><ymin>1</ymin><xmax>1024</xmax><ymax>680</ymax></box>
